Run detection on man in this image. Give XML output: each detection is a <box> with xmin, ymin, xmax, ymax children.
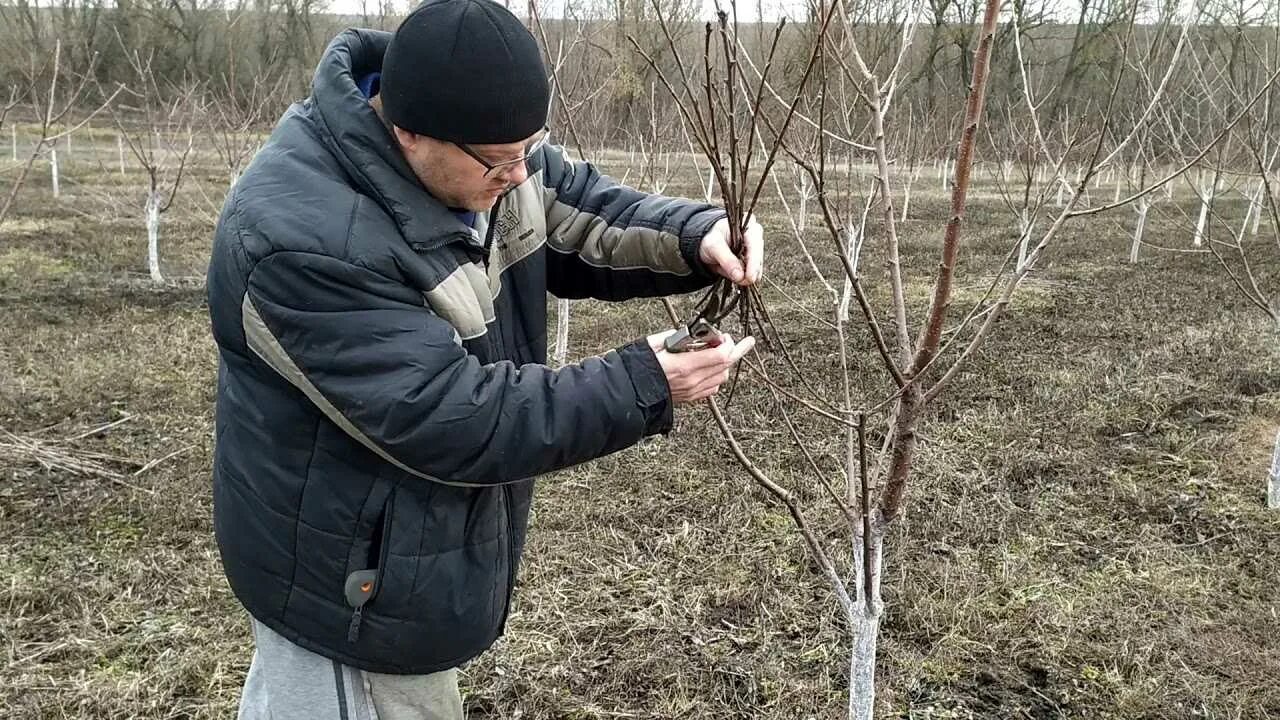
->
<box><xmin>206</xmin><ymin>0</ymin><xmax>762</xmax><ymax>717</ymax></box>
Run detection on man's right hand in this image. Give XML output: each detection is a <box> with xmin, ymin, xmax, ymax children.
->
<box><xmin>646</xmin><ymin>330</ymin><xmax>755</xmax><ymax>404</ymax></box>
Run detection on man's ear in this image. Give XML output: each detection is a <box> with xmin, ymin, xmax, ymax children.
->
<box><xmin>392</xmin><ymin>125</ymin><xmax>418</xmax><ymax>152</ymax></box>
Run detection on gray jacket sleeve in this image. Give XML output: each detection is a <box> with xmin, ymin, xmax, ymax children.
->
<box><xmin>537</xmin><ymin>144</ymin><xmax>725</xmax><ymax>300</ymax></box>
<box><xmin>241</xmin><ymin>250</ymin><xmax>674</xmax><ymax>487</ymax></box>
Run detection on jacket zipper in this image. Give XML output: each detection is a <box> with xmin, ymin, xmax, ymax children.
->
<box><xmin>498</xmin><ymin>484</ymin><xmax>517</xmax><ymax>632</ymax></box>
<box><xmin>346</xmin><ymin>490</ymin><xmax>395</xmax><ymax>643</ymax></box>
<box><xmin>481</xmin><ymin>196</ymin><xmax>501</xmax><ymax>270</ymax></box>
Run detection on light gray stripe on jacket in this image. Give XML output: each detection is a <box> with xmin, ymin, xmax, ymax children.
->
<box><xmin>422</xmin><ymin>263</ymin><xmax>494</xmax><ymax>341</ymax></box>
<box><xmin>241</xmin><ymin>293</ymin><xmax>483</xmax><ymax>488</ymax></box>
<box><xmin>488</xmin><ymin>176</ymin><xmax>549</xmax><ymax>300</ymax></box>
<box><xmin>540</xmin><ymin>180</ymin><xmax>691</xmax><ymax>276</ymax></box>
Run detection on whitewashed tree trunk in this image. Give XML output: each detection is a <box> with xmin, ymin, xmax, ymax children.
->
<box><xmin>837</xmin><ymin>223</ymin><xmax>860</xmax><ymax>323</ymax></box>
<box><xmin>1130</xmin><ymin>197</ymin><xmax>1150</xmax><ymax>264</ymax></box>
<box><xmin>49</xmin><ymin>147</ymin><xmax>59</xmax><ymax>198</ymax></box>
<box><xmin>1237</xmin><ymin>192</ymin><xmax>1256</xmax><ymax>244</ymax></box>
<box><xmin>847</xmin><ymin>532</ymin><xmax>884</xmax><ymax>720</ymax></box>
<box><xmin>65</xmin><ymin>132</ymin><xmax>72</xmax><ymax>163</ymax></box>
<box><xmin>1248</xmin><ymin>180</ymin><xmax>1263</xmax><ymax>237</ymax></box>
<box><xmin>118</xmin><ymin>135</ymin><xmax>127</xmax><ymax>177</ymax></box>
<box><xmin>900</xmin><ymin>172</ymin><xmax>913</xmax><ymax>222</ymax></box>
<box><xmin>553</xmin><ymin>297</ymin><xmax>570</xmax><ymax>366</ymax></box>
<box><xmin>1268</xmin><ymin>428</ymin><xmax>1280</xmax><ymax>509</ymax></box>
<box><xmin>146</xmin><ymin>190</ymin><xmax>163</xmax><ymax>282</ymax></box>
<box><xmin>705</xmin><ymin>165</ymin><xmax>715</xmax><ymax>202</ymax></box>
<box><xmin>797</xmin><ymin>177</ymin><xmax>809</xmax><ymax>234</ymax></box>
<box><xmin>838</xmin><ymin>278</ymin><xmax>853</xmax><ymax>323</ymax></box>
<box><xmin>939</xmin><ymin>159</ymin><xmax>948</xmax><ymax>191</ymax></box>
<box><xmin>1193</xmin><ymin>175</ymin><xmax>1214</xmax><ymax>247</ymax></box>
<box><xmin>1016</xmin><ymin>207</ymin><xmax>1034</xmax><ymax>272</ymax></box>
<box><xmin>838</xmin><ymin>253</ymin><xmax>853</xmax><ymax>324</ymax></box>
<box><xmin>1113</xmin><ymin>174</ymin><xmax>1123</xmax><ymax>203</ymax></box>
<box><xmin>1054</xmin><ymin>178</ymin><xmax>1066</xmax><ymax>207</ymax></box>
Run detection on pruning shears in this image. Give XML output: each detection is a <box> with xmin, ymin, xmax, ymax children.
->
<box><xmin>664</xmin><ymin>315</ymin><xmax>719</xmax><ymax>353</ymax></box>
<box><xmin>664</xmin><ymin>282</ymin><xmax>740</xmax><ymax>353</ymax></box>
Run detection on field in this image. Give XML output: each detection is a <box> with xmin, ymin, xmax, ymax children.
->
<box><xmin>2</xmin><ymin>131</ymin><xmax>1279</xmax><ymax>719</ymax></box>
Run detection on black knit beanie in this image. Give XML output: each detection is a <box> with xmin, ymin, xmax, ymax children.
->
<box><xmin>380</xmin><ymin>0</ymin><xmax>550</xmax><ymax>144</ymax></box>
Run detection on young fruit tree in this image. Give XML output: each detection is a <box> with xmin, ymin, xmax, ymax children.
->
<box><xmin>1179</xmin><ymin>33</ymin><xmax>1280</xmax><ymax>507</ymax></box>
<box><xmin>0</xmin><ymin>41</ymin><xmax>118</xmax><ymax>226</ymax></box>
<box><xmin>532</xmin><ymin>0</ymin><xmax>590</xmax><ymax>367</ymax></box>
<box><xmin>638</xmin><ymin>0</ymin><xmax>1279</xmax><ymax>715</ymax></box>
<box><xmin>104</xmin><ymin>51</ymin><xmax>196</xmax><ymax>283</ymax></box>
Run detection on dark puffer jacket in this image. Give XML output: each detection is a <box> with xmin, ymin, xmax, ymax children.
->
<box><xmin>206</xmin><ymin>29</ymin><xmax>723</xmax><ymax>674</ymax></box>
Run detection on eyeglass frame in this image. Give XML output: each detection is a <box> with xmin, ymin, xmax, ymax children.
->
<box><xmin>455</xmin><ymin>128</ymin><xmax>551</xmax><ymax>179</ymax></box>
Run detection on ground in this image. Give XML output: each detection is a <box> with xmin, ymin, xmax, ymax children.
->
<box><xmin>1</xmin><ymin>135</ymin><xmax>1278</xmax><ymax>719</ymax></box>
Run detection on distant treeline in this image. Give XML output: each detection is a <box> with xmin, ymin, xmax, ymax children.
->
<box><xmin>1</xmin><ymin>0</ymin><xmax>1277</xmax><ymax>156</ymax></box>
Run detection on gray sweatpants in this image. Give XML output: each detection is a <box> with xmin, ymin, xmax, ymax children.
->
<box><xmin>237</xmin><ymin>619</ymin><xmax>465</xmax><ymax>720</ymax></box>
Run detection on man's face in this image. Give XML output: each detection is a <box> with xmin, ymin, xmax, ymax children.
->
<box><xmin>395</xmin><ymin>128</ymin><xmax>540</xmax><ymax>213</ymax></box>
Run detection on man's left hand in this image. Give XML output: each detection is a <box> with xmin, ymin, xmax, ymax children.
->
<box><xmin>699</xmin><ymin>215</ymin><xmax>763</xmax><ymax>286</ymax></box>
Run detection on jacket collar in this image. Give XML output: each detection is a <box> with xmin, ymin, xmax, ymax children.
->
<box><xmin>309</xmin><ymin>29</ymin><xmax>482</xmax><ymax>252</ymax></box>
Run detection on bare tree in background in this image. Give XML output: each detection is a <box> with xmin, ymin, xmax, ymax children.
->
<box><xmin>1174</xmin><ymin>9</ymin><xmax>1280</xmax><ymax>508</ymax></box>
<box><xmin>104</xmin><ymin>50</ymin><xmax>196</xmax><ymax>283</ymax></box>
<box><xmin>206</xmin><ymin>71</ymin><xmax>284</xmax><ymax>189</ymax></box>
<box><xmin>533</xmin><ymin>0</ymin><xmax>592</xmax><ymax>367</ymax></box>
<box><xmin>0</xmin><ymin>40</ymin><xmax>118</xmax><ymax>227</ymax></box>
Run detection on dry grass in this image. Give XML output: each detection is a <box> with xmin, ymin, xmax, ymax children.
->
<box><xmin>1</xmin><ymin>138</ymin><xmax>1279</xmax><ymax>719</ymax></box>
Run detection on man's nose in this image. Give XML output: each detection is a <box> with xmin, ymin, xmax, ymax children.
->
<box><xmin>502</xmin><ymin>161</ymin><xmax>529</xmax><ymax>186</ymax></box>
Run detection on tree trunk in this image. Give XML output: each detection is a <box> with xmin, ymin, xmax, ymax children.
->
<box><xmin>837</xmin><ymin>224</ymin><xmax>859</xmax><ymax>323</ymax></box>
<box><xmin>1269</xmin><ymin>427</ymin><xmax>1280</xmax><ymax>509</ymax></box>
<box><xmin>146</xmin><ymin>190</ymin><xmax>163</xmax><ymax>283</ymax></box>
<box><xmin>1016</xmin><ymin>207</ymin><xmax>1034</xmax><ymax>272</ymax></box>
<box><xmin>10</xmin><ymin>125</ymin><xmax>15</xmax><ymax>162</ymax></box>
<box><xmin>1248</xmin><ymin>180</ymin><xmax>1263</xmax><ymax>237</ymax></box>
<box><xmin>50</xmin><ymin>147</ymin><xmax>59</xmax><ymax>198</ymax></box>
<box><xmin>118</xmin><ymin>135</ymin><xmax>127</xmax><ymax>177</ymax></box>
<box><xmin>1193</xmin><ymin>185</ymin><xmax>1210</xmax><ymax>247</ymax></box>
<box><xmin>1237</xmin><ymin>193</ymin><xmax>1255</xmax><ymax>244</ymax></box>
<box><xmin>1193</xmin><ymin>173</ymin><xmax>1216</xmax><ymax>247</ymax></box>
<box><xmin>1130</xmin><ymin>198</ymin><xmax>1149</xmax><ymax>264</ymax></box>
<box><xmin>900</xmin><ymin>173</ymin><xmax>913</xmax><ymax>222</ymax></box>
<box><xmin>847</xmin><ymin>531</ymin><xmax>884</xmax><ymax>720</ymax></box>
<box><xmin>797</xmin><ymin>175</ymin><xmax>808</xmax><ymax>234</ymax></box>
<box><xmin>553</xmin><ymin>297</ymin><xmax>570</xmax><ymax>366</ymax></box>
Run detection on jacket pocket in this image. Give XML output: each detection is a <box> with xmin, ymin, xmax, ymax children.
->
<box><xmin>344</xmin><ymin>484</ymin><xmax>395</xmax><ymax>643</ymax></box>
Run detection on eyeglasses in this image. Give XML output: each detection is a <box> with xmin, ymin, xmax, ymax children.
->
<box><xmin>456</xmin><ymin>129</ymin><xmax>551</xmax><ymax>179</ymax></box>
